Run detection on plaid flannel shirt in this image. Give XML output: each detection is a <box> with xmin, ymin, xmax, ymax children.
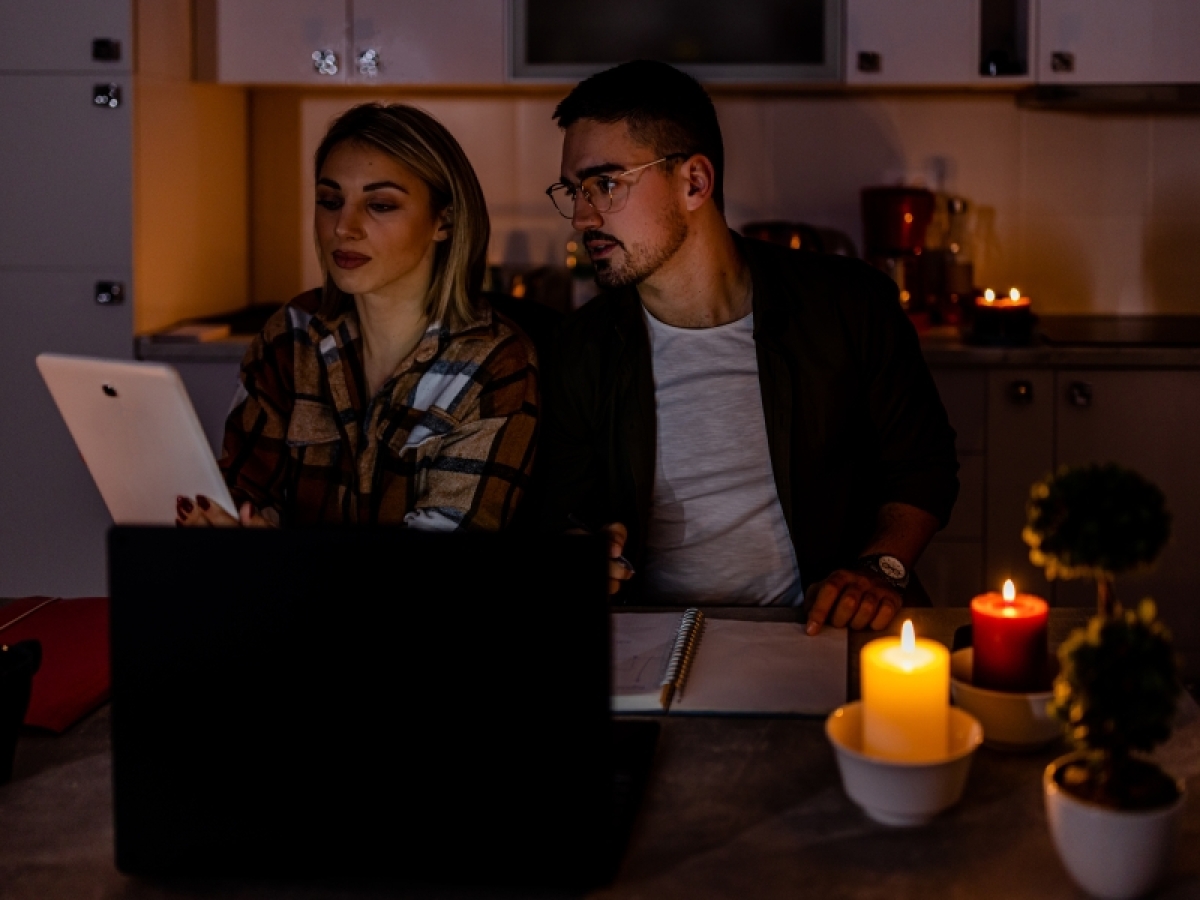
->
<box><xmin>219</xmin><ymin>289</ymin><xmax>538</xmax><ymax>530</ymax></box>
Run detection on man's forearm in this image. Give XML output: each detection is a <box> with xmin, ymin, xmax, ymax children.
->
<box><xmin>859</xmin><ymin>502</ymin><xmax>941</xmax><ymax>570</ymax></box>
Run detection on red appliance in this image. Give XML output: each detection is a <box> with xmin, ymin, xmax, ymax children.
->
<box><xmin>861</xmin><ymin>186</ymin><xmax>936</xmax><ymax>314</ymax></box>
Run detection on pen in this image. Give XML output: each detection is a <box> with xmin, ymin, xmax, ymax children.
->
<box><xmin>566</xmin><ymin>513</ymin><xmax>635</xmax><ymax>574</ymax></box>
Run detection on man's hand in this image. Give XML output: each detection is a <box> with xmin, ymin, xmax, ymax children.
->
<box><xmin>177</xmin><ymin>495</ymin><xmax>272</xmax><ymax>528</ymax></box>
<box><xmin>804</xmin><ymin>569</ymin><xmax>901</xmax><ymax>635</ymax></box>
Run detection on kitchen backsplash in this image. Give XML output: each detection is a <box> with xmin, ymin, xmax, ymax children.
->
<box><xmin>252</xmin><ymin>91</ymin><xmax>1200</xmax><ymax>316</ymax></box>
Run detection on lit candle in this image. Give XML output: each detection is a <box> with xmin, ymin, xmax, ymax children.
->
<box><xmin>970</xmin><ymin>579</ymin><xmax>1049</xmax><ymax>692</ymax></box>
<box><xmin>861</xmin><ymin>621</ymin><xmax>950</xmax><ymax>762</ymax></box>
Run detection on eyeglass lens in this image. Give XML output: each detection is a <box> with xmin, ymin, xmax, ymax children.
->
<box><xmin>549</xmin><ymin>176</ymin><xmax>625</xmax><ymax>219</ymax></box>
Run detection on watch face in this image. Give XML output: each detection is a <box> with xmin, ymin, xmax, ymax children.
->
<box><xmin>878</xmin><ymin>555</ymin><xmax>906</xmax><ymax>580</ymax></box>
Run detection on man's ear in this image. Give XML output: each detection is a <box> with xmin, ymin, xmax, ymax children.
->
<box><xmin>680</xmin><ymin>155</ymin><xmax>715</xmax><ymax>211</ymax></box>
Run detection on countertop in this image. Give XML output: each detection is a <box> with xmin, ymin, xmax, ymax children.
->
<box><xmin>4</xmin><ymin>607</ymin><xmax>1199</xmax><ymax>899</ymax></box>
<box><xmin>135</xmin><ymin>315</ymin><xmax>1200</xmax><ymax>369</ymax></box>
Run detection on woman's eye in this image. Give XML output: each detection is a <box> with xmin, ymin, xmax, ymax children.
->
<box><xmin>316</xmin><ymin>198</ymin><xmax>342</xmax><ymax>210</ymax></box>
<box><xmin>368</xmin><ymin>202</ymin><xmax>397</xmax><ymax>213</ymax></box>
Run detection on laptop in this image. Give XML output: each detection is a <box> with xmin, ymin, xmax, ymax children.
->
<box><xmin>108</xmin><ymin>527</ymin><xmax>657</xmax><ymax>889</ymax></box>
<box><xmin>36</xmin><ymin>353</ymin><xmax>236</xmax><ymax>523</ymax></box>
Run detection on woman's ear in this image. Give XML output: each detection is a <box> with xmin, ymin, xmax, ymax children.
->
<box><xmin>434</xmin><ymin>207</ymin><xmax>453</xmax><ymax>242</ymax></box>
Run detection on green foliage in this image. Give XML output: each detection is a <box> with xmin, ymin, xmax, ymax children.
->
<box><xmin>1024</xmin><ymin>463</ymin><xmax>1170</xmax><ymax>581</ymax></box>
<box><xmin>1051</xmin><ymin>599</ymin><xmax>1180</xmax><ymax>769</ymax></box>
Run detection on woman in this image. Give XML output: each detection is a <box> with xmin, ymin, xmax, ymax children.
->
<box><xmin>178</xmin><ymin>103</ymin><xmax>537</xmax><ymax>530</ymax></box>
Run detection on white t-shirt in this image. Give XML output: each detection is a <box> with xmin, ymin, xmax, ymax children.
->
<box><xmin>642</xmin><ymin>308</ymin><xmax>803</xmax><ymax>606</ymax></box>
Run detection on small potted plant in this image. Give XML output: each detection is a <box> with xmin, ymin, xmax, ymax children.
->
<box><xmin>1024</xmin><ymin>462</ymin><xmax>1170</xmax><ymax>617</ymax></box>
<box><xmin>1024</xmin><ymin>464</ymin><xmax>1186</xmax><ymax>899</ymax></box>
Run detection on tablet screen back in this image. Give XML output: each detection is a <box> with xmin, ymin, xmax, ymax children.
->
<box><xmin>36</xmin><ymin>353</ymin><xmax>235</xmax><ymax>523</ymax></box>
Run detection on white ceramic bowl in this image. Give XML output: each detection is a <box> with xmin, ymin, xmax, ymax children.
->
<box><xmin>825</xmin><ymin>701</ymin><xmax>983</xmax><ymax>827</ymax></box>
<box><xmin>1045</xmin><ymin>751</ymin><xmax>1187</xmax><ymax>900</ymax></box>
<box><xmin>949</xmin><ymin>648</ymin><xmax>1061</xmax><ymax>751</ymax></box>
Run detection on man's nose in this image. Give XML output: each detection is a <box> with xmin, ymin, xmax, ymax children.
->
<box><xmin>571</xmin><ymin>194</ymin><xmax>602</xmax><ymax>231</ymax></box>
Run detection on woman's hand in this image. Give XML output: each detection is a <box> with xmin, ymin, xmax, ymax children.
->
<box><xmin>176</xmin><ymin>495</ymin><xmax>272</xmax><ymax>528</ymax></box>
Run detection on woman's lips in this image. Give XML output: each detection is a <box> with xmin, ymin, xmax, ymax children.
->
<box><xmin>332</xmin><ymin>250</ymin><xmax>371</xmax><ymax>269</ymax></box>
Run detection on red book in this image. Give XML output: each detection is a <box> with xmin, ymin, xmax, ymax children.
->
<box><xmin>0</xmin><ymin>596</ymin><xmax>110</xmax><ymax>732</ymax></box>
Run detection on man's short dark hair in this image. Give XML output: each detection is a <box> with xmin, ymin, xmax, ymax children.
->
<box><xmin>553</xmin><ymin>60</ymin><xmax>725</xmax><ymax>213</ymax></box>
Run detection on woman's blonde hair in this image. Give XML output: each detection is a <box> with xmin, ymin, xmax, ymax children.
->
<box><xmin>314</xmin><ymin>103</ymin><xmax>490</xmax><ymax>331</ymax></box>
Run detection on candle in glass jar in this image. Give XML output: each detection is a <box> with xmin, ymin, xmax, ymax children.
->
<box><xmin>861</xmin><ymin>621</ymin><xmax>950</xmax><ymax>762</ymax></box>
<box><xmin>970</xmin><ymin>579</ymin><xmax>1049</xmax><ymax>692</ymax></box>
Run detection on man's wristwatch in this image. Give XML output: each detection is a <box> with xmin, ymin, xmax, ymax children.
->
<box><xmin>855</xmin><ymin>554</ymin><xmax>910</xmax><ymax>591</ymax></box>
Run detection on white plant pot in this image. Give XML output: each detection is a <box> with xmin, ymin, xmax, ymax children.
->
<box><xmin>1044</xmin><ymin>751</ymin><xmax>1187</xmax><ymax>900</ymax></box>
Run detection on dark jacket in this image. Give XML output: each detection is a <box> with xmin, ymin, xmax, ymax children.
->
<box><xmin>541</xmin><ymin>235</ymin><xmax>959</xmax><ymax>601</ymax></box>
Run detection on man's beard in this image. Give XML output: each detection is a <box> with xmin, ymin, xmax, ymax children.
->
<box><xmin>588</xmin><ymin>207</ymin><xmax>689</xmax><ymax>290</ymax></box>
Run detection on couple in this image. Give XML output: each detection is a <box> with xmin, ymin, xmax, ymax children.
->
<box><xmin>179</xmin><ymin>61</ymin><xmax>959</xmax><ymax>636</ymax></box>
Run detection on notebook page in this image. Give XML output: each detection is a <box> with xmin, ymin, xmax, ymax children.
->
<box><xmin>673</xmin><ymin>620</ymin><xmax>847</xmax><ymax>715</ymax></box>
<box><xmin>612</xmin><ymin>612</ymin><xmax>685</xmax><ymax>712</ymax></box>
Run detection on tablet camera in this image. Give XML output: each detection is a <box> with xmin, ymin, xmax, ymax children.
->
<box><xmin>102</xmin><ymin>384</ymin><xmax>118</xmax><ymax>398</ymax></box>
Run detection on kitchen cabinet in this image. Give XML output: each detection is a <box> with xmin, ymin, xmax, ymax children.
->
<box><xmin>353</xmin><ymin>0</ymin><xmax>505</xmax><ymax>85</ymax></box>
<box><xmin>0</xmin><ymin>75</ymin><xmax>133</xmax><ymax>268</ymax></box>
<box><xmin>922</xmin><ymin>352</ymin><xmax>1200</xmax><ymax>681</ymax></box>
<box><xmin>1037</xmin><ymin>0</ymin><xmax>1200</xmax><ymax>84</ymax></box>
<box><xmin>195</xmin><ymin>0</ymin><xmax>347</xmax><ymax>85</ymax></box>
<box><xmin>0</xmin><ymin>2</ymin><xmax>134</xmax><ymax>597</ymax></box>
<box><xmin>196</xmin><ymin>0</ymin><xmax>506</xmax><ymax>85</ymax></box>
<box><xmin>846</xmin><ymin>0</ymin><xmax>1032</xmax><ymax>86</ymax></box>
<box><xmin>0</xmin><ymin>0</ymin><xmax>131</xmax><ymax>74</ymax></box>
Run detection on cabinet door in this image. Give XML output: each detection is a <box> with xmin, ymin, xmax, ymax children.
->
<box><xmin>1055</xmin><ymin>370</ymin><xmax>1200</xmax><ymax>679</ymax></box>
<box><xmin>195</xmin><ymin>0</ymin><xmax>348</xmax><ymax>84</ymax></box>
<box><xmin>846</xmin><ymin>0</ymin><xmax>978</xmax><ymax>85</ymax></box>
<box><xmin>0</xmin><ymin>272</ymin><xmax>133</xmax><ymax>598</ymax></box>
<box><xmin>351</xmin><ymin>0</ymin><xmax>505</xmax><ymax>85</ymax></box>
<box><xmin>0</xmin><ymin>75</ymin><xmax>132</xmax><ymax>268</ymax></box>
<box><xmin>1037</xmin><ymin>0</ymin><xmax>1200</xmax><ymax>84</ymax></box>
<box><xmin>985</xmin><ymin>370</ymin><xmax>1055</xmax><ymax>601</ymax></box>
<box><xmin>0</xmin><ymin>0</ymin><xmax>131</xmax><ymax>74</ymax></box>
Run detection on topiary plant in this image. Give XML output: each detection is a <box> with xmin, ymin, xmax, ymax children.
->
<box><xmin>1023</xmin><ymin>462</ymin><xmax>1170</xmax><ymax>617</ymax></box>
<box><xmin>1050</xmin><ymin>598</ymin><xmax>1181</xmax><ymax>809</ymax></box>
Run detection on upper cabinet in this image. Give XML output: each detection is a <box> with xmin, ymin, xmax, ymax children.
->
<box><xmin>354</xmin><ymin>1</ymin><xmax>505</xmax><ymax>85</ymax></box>
<box><xmin>1037</xmin><ymin>0</ymin><xmax>1200</xmax><ymax>84</ymax></box>
<box><xmin>0</xmin><ymin>0</ymin><xmax>131</xmax><ymax>74</ymax></box>
<box><xmin>195</xmin><ymin>0</ymin><xmax>505</xmax><ymax>85</ymax></box>
<box><xmin>846</xmin><ymin>0</ymin><xmax>1031</xmax><ymax>86</ymax></box>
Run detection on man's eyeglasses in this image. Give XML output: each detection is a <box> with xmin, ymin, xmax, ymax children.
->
<box><xmin>546</xmin><ymin>153</ymin><xmax>690</xmax><ymax>219</ymax></box>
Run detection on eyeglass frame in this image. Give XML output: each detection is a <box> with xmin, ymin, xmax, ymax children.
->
<box><xmin>545</xmin><ymin>152</ymin><xmax>692</xmax><ymax>219</ymax></box>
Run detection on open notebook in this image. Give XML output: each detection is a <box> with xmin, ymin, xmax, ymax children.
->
<box><xmin>613</xmin><ymin>611</ymin><xmax>848</xmax><ymax>715</ymax></box>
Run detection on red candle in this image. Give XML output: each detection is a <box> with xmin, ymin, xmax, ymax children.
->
<box><xmin>970</xmin><ymin>580</ymin><xmax>1049</xmax><ymax>692</ymax></box>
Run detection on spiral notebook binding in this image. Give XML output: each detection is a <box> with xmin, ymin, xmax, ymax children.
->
<box><xmin>659</xmin><ymin>608</ymin><xmax>705</xmax><ymax>709</ymax></box>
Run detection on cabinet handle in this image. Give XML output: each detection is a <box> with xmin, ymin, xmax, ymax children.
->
<box><xmin>92</xmin><ymin>83</ymin><xmax>121</xmax><ymax>108</ymax></box>
<box><xmin>357</xmin><ymin>48</ymin><xmax>381</xmax><ymax>77</ymax></box>
<box><xmin>1009</xmin><ymin>380</ymin><xmax>1034</xmax><ymax>404</ymax></box>
<box><xmin>857</xmin><ymin>51</ymin><xmax>881</xmax><ymax>73</ymax></box>
<box><xmin>1050</xmin><ymin>51</ymin><xmax>1075</xmax><ymax>73</ymax></box>
<box><xmin>311</xmin><ymin>49</ymin><xmax>339</xmax><ymax>76</ymax></box>
<box><xmin>1067</xmin><ymin>381</ymin><xmax>1093</xmax><ymax>408</ymax></box>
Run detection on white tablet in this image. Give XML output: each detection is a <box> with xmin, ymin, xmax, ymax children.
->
<box><xmin>36</xmin><ymin>353</ymin><xmax>237</xmax><ymax>524</ymax></box>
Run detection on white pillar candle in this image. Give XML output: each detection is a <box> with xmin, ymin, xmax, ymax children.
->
<box><xmin>861</xmin><ymin>621</ymin><xmax>950</xmax><ymax>762</ymax></box>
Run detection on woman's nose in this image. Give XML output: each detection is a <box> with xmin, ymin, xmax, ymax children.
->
<box><xmin>335</xmin><ymin>206</ymin><xmax>365</xmax><ymax>239</ymax></box>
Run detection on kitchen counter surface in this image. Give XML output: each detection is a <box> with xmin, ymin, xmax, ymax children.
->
<box><xmin>4</xmin><ymin>607</ymin><xmax>1198</xmax><ymax>899</ymax></box>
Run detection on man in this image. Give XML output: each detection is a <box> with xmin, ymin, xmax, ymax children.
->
<box><xmin>542</xmin><ymin>61</ymin><xmax>958</xmax><ymax>634</ymax></box>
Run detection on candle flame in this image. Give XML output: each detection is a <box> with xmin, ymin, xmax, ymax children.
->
<box><xmin>1003</xmin><ymin>579</ymin><xmax>1016</xmax><ymax>602</ymax></box>
<box><xmin>901</xmin><ymin>620</ymin><xmax>915</xmax><ymax>653</ymax></box>
<box><xmin>1009</xmin><ymin>287</ymin><xmax>1021</xmax><ymax>301</ymax></box>
<box><xmin>984</xmin><ymin>289</ymin><xmax>995</xmax><ymax>303</ymax></box>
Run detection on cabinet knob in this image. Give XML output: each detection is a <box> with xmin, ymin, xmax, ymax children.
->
<box><xmin>357</xmin><ymin>48</ymin><xmax>381</xmax><ymax>77</ymax></box>
<box><xmin>1009</xmin><ymin>380</ymin><xmax>1035</xmax><ymax>404</ymax></box>
<box><xmin>311</xmin><ymin>49</ymin><xmax>339</xmax><ymax>76</ymax></box>
<box><xmin>1067</xmin><ymin>381</ymin><xmax>1093</xmax><ymax>408</ymax></box>
<box><xmin>92</xmin><ymin>83</ymin><xmax>121</xmax><ymax>108</ymax></box>
<box><xmin>1050</xmin><ymin>51</ymin><xmax>1075</xmax><ymax>73</ymax></box>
